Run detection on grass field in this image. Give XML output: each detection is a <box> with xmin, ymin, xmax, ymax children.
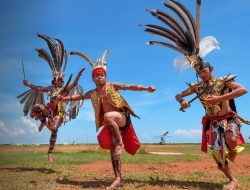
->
<box><xmin>0</xmin><ymin>144</ymin><xmax>250</xmax><ymax>190</ymax></box>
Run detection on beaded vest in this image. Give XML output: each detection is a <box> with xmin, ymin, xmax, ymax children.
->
<box><xmin>90</xmin><ymin>82</ymin><xmax>137</xmax><ymax>131</ymax></box>
<box><xmin>189</xmin><ymin>75</ymin><xmax>236</xmax><ymax>116</ymax></box>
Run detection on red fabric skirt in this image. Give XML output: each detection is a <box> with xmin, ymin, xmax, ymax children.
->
<box><xmin>97</xmin><ymin>122</ymin><xmax>141</xmax><ymax>155</ymax></box>
<box><xmin>201</xmin><ymin>112</ymin><xmax>245</xmax><ymax>153</ymax></box>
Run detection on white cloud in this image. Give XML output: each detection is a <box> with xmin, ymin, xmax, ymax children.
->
<box><xmin>17</xmin><ymin>116</ymin><xmax>38</xmax><ymax>133</ymax></box>
<box><xmin>0</xmin><ymin>116</ymin><xmax>39</xmax><ymax>137</ymax></box>
<box><xmin>174</xmin><ymin>129</ymin><xmax>202</xmax><ymax>138</ymax></box>
<box><xmin>0</xmin><ymin>120</ymin><xmax>26</xmax><ymax>137</ymax></box>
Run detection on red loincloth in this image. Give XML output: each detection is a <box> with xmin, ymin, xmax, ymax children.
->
<box><xmin>97</xmin><ymin>122</ymin><xmax>141</xmax><ymax>155</ymax></box>
<box><xmin>201</xmin><ymin>112</ymin><xmax>245</xmax><ymax>153</ymax></box>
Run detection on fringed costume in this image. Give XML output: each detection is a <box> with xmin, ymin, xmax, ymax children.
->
<box><xmin>70</xmin><ymin>50</ymin><xmax>141</xmax><ymax>154</ymax></box>
<box><xmin>68</xmin><ymin>49</ymin><xmax>155</xmax><ymax>189</ymax></box>
<box><xmin>145</xmin><ymin>1</ymin><xmax>249</xmax><ymax>186</ymax></box>
<box><xmin>189</xmin><ymin>75</ymin><xmax>246</xmax><ymax>165</ymax></box>
<box><xmin>18</xmin><ymin>33</ymin><xmax>84</xmax><ymax>161</ymax></box>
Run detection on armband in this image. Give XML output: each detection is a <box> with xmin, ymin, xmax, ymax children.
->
<box><xmin>138</xmin><ymin>85</ymin><xmax>142</xmax><ymax>91</ymax></box>
<box><xmin>179</xmin><ymin>99</ymin><xmax>184</xmax><ymax>103</ymax></box>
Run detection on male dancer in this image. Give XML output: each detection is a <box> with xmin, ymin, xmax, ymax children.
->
<box><xmin>145</xmin><ymin>1</ymin><xmax>248</xmax><ymax>189</ymax></box>
<box><xmin>18</xmin><ymin>34</ymin><xmax>84</xmax><ymax>162</ymax></box>
<box><xmin>60</xmin><ymin>50</ymin><xmax>156</xmax><ymax>189</ymax></box>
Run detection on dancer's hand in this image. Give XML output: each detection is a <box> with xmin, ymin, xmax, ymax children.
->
<box><xmin>147</xmin><ymin>86</ymin><xmax>156</xmax><ymax>92</ymax></box>
<box><xmin>23</xmin><ymin>80</ymin><xmax>30</xmax><ymax>87</ymax></box>
<box><xmin>204</xmin><ymin>95</ymin><xmax>221</xmax><ymax>105</ymax></box>
<box><xmin>179</xmin><ymin>100</ymin><xmax>190</xmax><ymax>112</ymax></box>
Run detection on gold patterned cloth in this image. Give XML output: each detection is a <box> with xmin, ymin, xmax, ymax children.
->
<box><xmin>48</xmin><ymin>86</ymin><xmax>65</xmax><ymax>98</ymax></box>
<box><xmin>90</xmin><ymin>82</ymin><xmax>138</xmax><ymax>131</ymax></box>
<box><xmin>189</xmin><ymin>75</ymin><xmax>236</xmax><ymax>116</ymax></box>
<box><xmin>46</xmin><ymin>103</ymin><xmax>64</xmax><ymax>131</ymax></box>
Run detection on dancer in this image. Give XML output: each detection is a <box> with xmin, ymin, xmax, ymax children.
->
<box><xmin>59</xmin><ymin>50</ymin><xmax>156</xmax><ymax>189</ymax></box>
<box><xmin>18</xmin><ymin>34</ymin><xmax>84</xmax><ymax>162</ymax></box>
<box><xmin>145</xmin><ymin>1</ymin><xmax>249</xmax><ymax>189</ymax></box>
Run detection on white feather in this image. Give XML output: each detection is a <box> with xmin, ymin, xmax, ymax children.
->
<box><xmin>172</xmin><ymin>36</ymin><xmax>220</xmax><ymax>72</ymax></box>
<box><xmin>199</xmin><ymin>36</ymin><xmax>220</xmax><ymax>58</ymax></box>
<box><xmin>173</xmin><ymin>55</ymin><xmax>191</xmax><ymax>73</ymax></box>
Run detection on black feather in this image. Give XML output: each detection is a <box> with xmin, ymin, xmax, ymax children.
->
<box><xmin>145</xmin><ymin>24</ymin><xmax>184</xmax><ymax>43</ymax></box>
<box><xmin>36</xmin><ymin>48</ymin><xmax>55</xmax><ymax>71</ymax></box>
<box><xmin>17</xmin><ymin>89</ymin><xmax>32</xmax><ymax>99</ymax></box>
<box><xmin>19</xmin><ymin>90</ymin><xmax>33</xmax><ymax>104</ymax></box>
<box><xmin>165</xmin><ymin>0</ymin><xmax>196</xmax><ymax>45</ymax></box>
<box><xmin>148</xmin><ymin>41</ymin><xmax>188</xmax><ymax>55</ymax></box>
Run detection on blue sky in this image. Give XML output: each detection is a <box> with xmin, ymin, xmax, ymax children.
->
<box><xmin>0</xmin><ymin>0</ymin><xmax>250</xmax><ymax>144</ymax></box>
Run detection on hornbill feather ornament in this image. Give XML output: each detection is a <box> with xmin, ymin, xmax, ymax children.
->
<box><xmin>145</xmin><ymin>0</ymin><xmax>220</xmax><ymax>72</ymax></box>
<box><xmin>70</xmin><ymin>49</ymin><xmax>109</xmax><ymax>71</ymax></box>
<box><xmin>18</xmin><ymin>33</ymin><xmax>83</xmax><ymax>121</ymax></box>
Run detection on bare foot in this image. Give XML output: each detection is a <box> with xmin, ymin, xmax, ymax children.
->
<box><xmin>223</xmin><ymin>180</ymin><xmax>240</xmax><ymax>190</ymax></box>
<box><xmin>48</xmin><ymin>153</ymin><xmax>54</xmax><ymax>162</ymax></box>
<box><xmin>105</xmin><ymin>177</ymin><xmax>123</xmax><ymax>190</ymax></box>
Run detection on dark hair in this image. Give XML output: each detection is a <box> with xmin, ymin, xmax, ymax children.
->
<box><xmin>196</xmin><ymin>60</ymin><xmax>214</xmax><ymax>72</ymax></box>
<box><xmin>51</xmin><ymin>78</ymin><xmax>64</xmax><ymax>86</ymax></box>
<box><xmin>199</xmin><ymin>61</ymin><xmax>210</xmax><ymax>70</ymax></box>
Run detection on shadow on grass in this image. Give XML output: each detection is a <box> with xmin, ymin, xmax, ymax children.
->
<box><xmin>57</xmin><ymin>176</ymin><xmax>223</xmax><ymax>189</ymax></box>
<box><xmin>1</xmin><ymin>167</ymin><xmax>56</xmax><ymax>174</ymax></box>
<box><xmin>135</xmin><ymin>176</ymin><xmax>223</xmax><ymax>189</ymax></box>
<box><xmin>56</xmin><ymin>178</ymin><xmax>108</xmax><ymax>188</ymax></box>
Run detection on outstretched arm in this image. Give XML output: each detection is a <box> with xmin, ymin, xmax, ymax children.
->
<box><xmin>23</xmin><ymin>80</ymin><xmax>48</xmax><ymax>92</ymax></box>
<box><xmin>205</xmin><ymin>81</ymin><xmax>247</xmax><ymax>105</ymax></box>
<box><xmin>60</xmin><ymin>90</ymin><xmax>92</xmax><ymax>102</ymax></box>
<box><xmin>66</xmin><ymin>67</ymin><xmax>85</xmax><ymax>91</ymax></box>
<box><xmin>175</xmin><ymin>87</ymin><xmax>195</xmax><ymax>111</ymax></box>
<box><xmin>113</xmin><ymin>82</ymin><xmax>156</xmax><ymax>93</ymax></box>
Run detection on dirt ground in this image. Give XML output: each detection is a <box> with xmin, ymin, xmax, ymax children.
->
<box><xmin>2</xmin><ymin>145</ymin><xmax>250</xmax><ymax>176</ymax></box>
<box><xmin>2</xmin><ymin>145</ymin><xmax>250</xmax><ymax>189</ymax></box>
<box><xmin>80</xmin><ymin>154</ymin><xmax>250</xmax><ymax>176</ymax></box>
<box><xmin>57</xmin><ymin>154</ymin><xmax>250</xmax><ymax>190</ymax></box>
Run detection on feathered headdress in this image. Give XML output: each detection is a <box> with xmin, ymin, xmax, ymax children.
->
<box><xmin>35</xmin><ymin>33</ymin><xmax>68</xmax><ymax>79</ymax></box>
<box><xmin>145</xmin><ymin>0</ymin><xmax>220</xmax><ymax>72</ymax></box>
<box><xmin>70</xmin><ymin>50</ymin><xmax>109</xmax><ymax>76</ymax></box>
<box><xmin>17</xmin><ymin>34</ymin><xmax>84</xmax><ymax>118</ymax></box>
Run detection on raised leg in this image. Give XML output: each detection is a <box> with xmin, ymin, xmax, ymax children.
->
<box><xmin>32</xmin><ymin>104</ymin><xmax>49</xmax><ymax>132</ymax></box>
<box><xmin>104</xmin><ymin>112</ymin><xmax>126</xmax><ymax>151</ymax></box>
<box><xmin>225</xmin><ymin>122</ymin><xmax>239</xmax><ymax>162</ymax></box>
<box><xmin>103</xmin><ymin>111</ymin><xmax>126</xmax><ymax>189</ymax></box>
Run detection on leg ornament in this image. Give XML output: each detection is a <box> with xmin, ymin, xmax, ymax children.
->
<box><xmin>106</xmin><ymin>139</ymin><xmax>123</xmax><ymax>190</ymax></box>
<box><xmin>47</xmin><ymin>116</ymin><xmax>60</xmax><ymax>162</ymax></box>
<box><xmin>210</xmin><ymin>120</ymin><xmax>227</xmax><ymax>168</ymax></box>
<box><xmin>225</xmin><ymin>120</ymin><xmax>244</xmax><ymax>162</ymax></box>
<box><xmin>106</xmin><ymin>155</ymin><xmax>123</xmax><ymax>190</ymax></box>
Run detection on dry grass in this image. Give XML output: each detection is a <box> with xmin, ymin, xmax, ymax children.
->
<box><xmin>0</xmin><ymin>144</ymin><xmax>250</xmax><ymax>190</ymax></box>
